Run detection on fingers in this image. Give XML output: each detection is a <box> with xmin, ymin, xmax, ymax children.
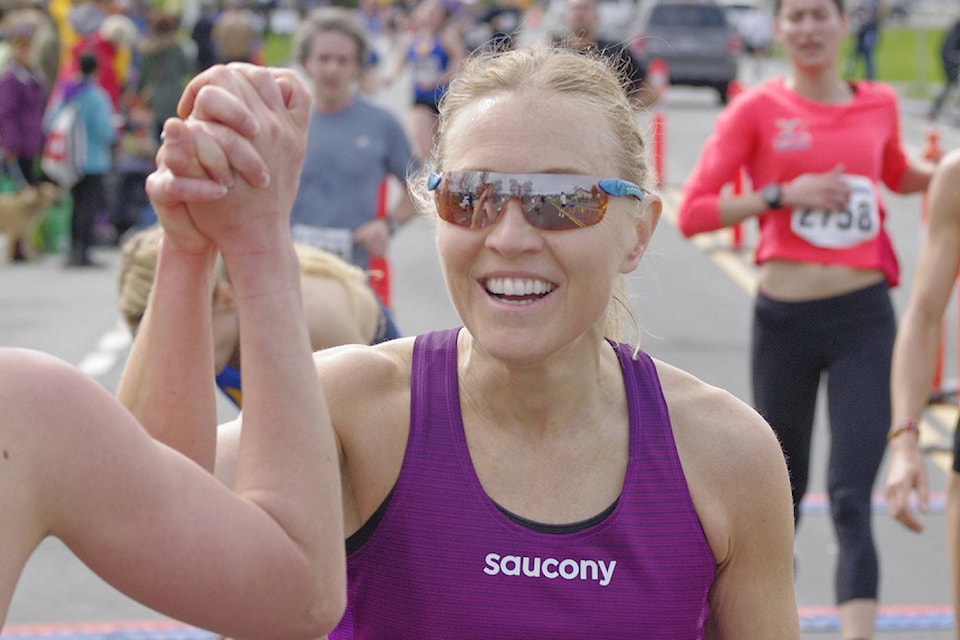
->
<box><xmin>146</xmin><ymin>167</ymin><xmax>228</xmax><ymax>207</ymax></box>
<box><xmin>190</xmin><ymin>119</ymin><xmax>270</xmax><ymax>189</ymax></box>
<box><xmin>898</xmin><ymin>508</ymin><xmax>924</xmax><ymax>533</ymax></box>
<box><xmin>159</xmin><ymin>117</ymin><xmax>269</xmax><ymax>190</ymax></box>
<box><xmin>189</xmin><ymin>84</ymin><xmax>260</xmax><ymax>138</ymax></box>
<box><xmin>179</xmin><ymin>64</ymin><xmax>307</xmax><ymax>131</ymax></box>
<box><xmin>885</xmin><ymin>475</ymin><xmax>926</xmax><ymax>533</ymax></box>
<box><xmin>885</xmin><ymin>484</ymin><xmax>917</xmax><ymax>532</ymax></box>
<box><xmin>354</xmin><ymin>220</ymin><xmax>390</xmax><ymax>257</ymax></box>
<box><xmin>271</xmin><ymin>68</ymin><xmax>312</xmax><ymax>128</ymax></box>
<box><xmin>178</xmin><ymin>65</ymin><xmax>261</xmax><ymax>137</ymax></box>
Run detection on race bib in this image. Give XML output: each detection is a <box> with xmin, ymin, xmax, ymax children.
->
<box><xmin>790</xmin><ymin>175</ymin><xmax>879</xmax><ymax>249</ymax></box>
<box><xmin>291</xmin><ymin>224</ymin><xmax>353</xmax><ymax>263</ymax></box>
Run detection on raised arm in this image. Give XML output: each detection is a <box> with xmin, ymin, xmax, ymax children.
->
<box><xmin>885</xmin><ymin>149</ymin><xmax>960</xmax><ymax>532</ymax></box>
<box><xmin>112</xmin><ymin>63</ymin><xmax>346</xmax><ymax>623</ymax></box>
<box><xmin>117</xmin><ymin>63</ymin><xmax>288</xmax><ymax>467</ymax></box>
<box><xmin>1</xmin><ymin>348</ymin><xmax>344</xmax><ymax>636</ymax></box>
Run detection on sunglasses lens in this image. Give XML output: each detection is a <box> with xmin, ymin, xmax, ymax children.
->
<box><xmin>437</xmin><ymin>184</ymin><xmax>501</xmax><ymax>228</ymax></box>
<box><xmin>434</xmin><ymin>173</ymin><xmax>610</xmax><ymax>231</ymax></box>
<box><xmin>522</xmin><ymin>188</ymin><xmax>607</xmax><ymax>231</ymax></box>
<box><xmin>437</xmin><ymin>190</ymin><xmax>477</xmax><ymax>227</ymax></box>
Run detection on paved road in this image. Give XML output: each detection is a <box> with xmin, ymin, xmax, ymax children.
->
<box><xmin>4</xmin><ymin>38</ymin><xmax>960</xmax><ymax>639</ymax></box>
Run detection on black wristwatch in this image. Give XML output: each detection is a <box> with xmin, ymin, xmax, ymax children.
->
<box><xmin>761</xmin><ymin>183</ymin><xmax>783</xmax><ymax>210</ymax></box>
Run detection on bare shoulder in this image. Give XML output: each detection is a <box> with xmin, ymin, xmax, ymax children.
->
<box><xmin>930</xmin><ymin>150</ymin><xmax>960</xmax><ymax>223</ymax></box>
<box><xmin>652</xmin><ymin>359</ymin><xmax>791</xmax><ymax>560</ymax></box>
<box><xmin>313</xmin><ymin>337</ymin><xmax>415</xmax><ymax>399</ymax></box>
<box><xmin>314</xmin><ymin>338</ymin><xmax>416</xmax><ymax>428</ymax></box>
<box><xmin>653</xmin><ymin>358</ymin><xmax>780</xmax><ymax>462</ymax></box>
<box><xmin>314</xmin><ymin>338</ymin><xmax>417</xmax><ymax>522</ymax></box>
<box><xmin>938</xmin><ymin>148</ymin><xmax>960</xmax><ymax>180</ymax></box>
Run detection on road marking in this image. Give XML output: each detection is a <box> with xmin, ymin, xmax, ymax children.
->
<box><xmin>0</xmin><ymin>620</ymin><xmax>213</xmax><ymax>639</ymax></box>
<box><xmin>78</xmin><ymin>321</ymin><xmax>131</xmax><ymax>379</ymax></box>
<box><xmin>801</xmin><ymin>491</ymin><xmax>946</xmax><ymax>515</ymax></box>
<box><xmin>2</xmin><ymin>608</ymin><xmax>955</xmax><ymax>636</ymax></box>
<box><xmin>799</xmin><ymin>604</ymin><xmax>954</xmax><ymax>632</ymax></box>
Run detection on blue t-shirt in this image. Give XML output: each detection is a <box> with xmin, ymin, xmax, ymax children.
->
<box><xmin>289</xmin><ymin>96</ymin><xmax>416</xmax><ymax>270</ymax></box>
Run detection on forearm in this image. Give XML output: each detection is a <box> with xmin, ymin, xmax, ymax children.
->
<box><xmin>116</xmin><ymin>239</ymin><xmax>219</xmax><ymax>469</ymax></box>
<box><xmin>224</xmin><ymin>241</ymin><xmax>346</xmax><ymax>603</ymax></box>
<box><xmin>388</xmin><ymin>187</ymin><xmax>418</xmax><ymax>226</ymax></box>
<box><xmin>718</xmin><ymin>191</ymin><xmax>769</xmax><ymax>228</ymax></box>
<box><xmin>677</xmin><ymin>191</ymin><xmax>763</xmax><ymax>237</ymax></box>
<box><xmin>898</xmin><ymin>162</ymin><xmax>936</xmax><ymax>195</ymax></box>
<box><xmin>890</xmin><ymin>314</ymin><xmax>940</xmax><ymax>435</ymax></box>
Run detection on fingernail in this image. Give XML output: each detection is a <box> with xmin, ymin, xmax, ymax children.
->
<box><xmin>214</xmin><ymin>184</ymin><xmax>228</xmax><ymax>197</ymax></box>
<box><xmin>257</xmin><ymin>171</ymin><xmax>270</xmax><ymax>188</ymax></box>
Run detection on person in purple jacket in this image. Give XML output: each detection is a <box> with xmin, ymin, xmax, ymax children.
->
<box><xmin>0</xmin><ymin>21</ymin><xmax>46</xmax><ymax>185</ymax></box>
<box><xmin>125</xmin><ymin>46</ymin><xmax>799</xmax><ymax>638</ymax></box>
<box><xmin>0</xmin><ymin>20</ymin><xmax>47</xmax><ymax>260</ymax></box>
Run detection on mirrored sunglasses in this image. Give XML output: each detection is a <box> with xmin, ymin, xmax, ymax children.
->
<box><xmin>427</xmin><ymin>171</ymin><xmax>646</xmax><ymax>231</ymax></box>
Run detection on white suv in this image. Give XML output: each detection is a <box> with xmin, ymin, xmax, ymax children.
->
<box><xmin>541</xmin><ymin>0</ymin><xmax>640</xmax><ymax>44</ymax></box>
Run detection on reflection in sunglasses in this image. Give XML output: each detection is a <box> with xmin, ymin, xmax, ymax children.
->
<box><xmin>428</xmin><ymin>172</ymin><xmax>646</xmax><ymax>231</ymax></box>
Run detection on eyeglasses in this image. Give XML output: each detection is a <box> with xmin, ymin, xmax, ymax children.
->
<box><xmin>427</xmin><ymin>171</ymin><xmax>646</xmax><ymax>231</ymax></box>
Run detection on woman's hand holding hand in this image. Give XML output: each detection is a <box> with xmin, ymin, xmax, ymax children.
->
<box><xmin>146</xmin><ymin>64</ymin><xmax>311</xmax><ymax>258</ymax></box>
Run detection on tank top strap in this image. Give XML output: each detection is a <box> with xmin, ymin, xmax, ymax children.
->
<box><xmin>608</xmin><ymin>341</ymin><xmax>688</xmax><ymax>514</ymax></box>
<box><xmin>407</xmin><ymin>326</ymin><xmax>464</xmax><ymax>459</ymax></box>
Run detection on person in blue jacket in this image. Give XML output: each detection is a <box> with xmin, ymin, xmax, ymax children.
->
<box><xmin>62</xmin><ymin>51</ymin><xmax>117</xmax><ymax>267</ymax></box>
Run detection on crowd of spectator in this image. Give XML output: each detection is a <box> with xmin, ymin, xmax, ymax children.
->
<box><xmin>0</xmin><ymin>0</ymin><xmax>537</xmax><ymax>263</ymax></box>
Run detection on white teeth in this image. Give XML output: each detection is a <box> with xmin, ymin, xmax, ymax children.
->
<box><xmin>485</xmin><ymin>277</ymin><xmax>555</xmax><ymax>296</ymax></box>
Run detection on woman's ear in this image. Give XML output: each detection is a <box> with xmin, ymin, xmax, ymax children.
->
<box><xmin>620</xmin><ymin>194</ymin><xmax>662</xmax><ymax>273</ymax></box>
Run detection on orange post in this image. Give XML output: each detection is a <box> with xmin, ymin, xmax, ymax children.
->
<box><xmin>369</xmin><ymin>179</ymin><xmax>392</xmax><ymax>308</ymax></box>
<box><xmin>647</xmin><ymin>58</ymin><xmax>669</xmax><ymax>187</ymax></box>
<box><xmin>731</xmin><ymin>168</ymin><xmax>744</xmax><ymax>251</ymax></box>
<box><xmin>725</xmin><ymin>80</ymin><xmax>745</xmax><ymax>250</ymax></box>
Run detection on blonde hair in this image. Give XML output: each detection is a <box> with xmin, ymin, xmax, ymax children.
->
<box><xmin>407</xmin><ymin>43</ymin><xmax>651</xmax><ymax>346</ymax></box>
<box><xmin>118</xmin><ymin>225</ymin><xmax>163</xmax><ymax>335</ymax></box>
<box><xmin>118</xmin><ymin>226</ymin><xmax>373</xmax><ymax>335</ymax></box>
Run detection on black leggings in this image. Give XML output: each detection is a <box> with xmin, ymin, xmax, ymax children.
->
<box><xmin>70</xmin><ymin>174</ymin><xmax>107</xmax><ymax>257</ymax></box>
<box><xmin>753</xmin><ymin>281</ymin><xmax>894</xmax><ymax>604</ymax></box>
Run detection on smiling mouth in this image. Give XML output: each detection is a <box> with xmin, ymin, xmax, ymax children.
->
<box><xmin>484</xmin><ymin>277</ymin><xmax>556</xmax><ymax>304</ymax></box>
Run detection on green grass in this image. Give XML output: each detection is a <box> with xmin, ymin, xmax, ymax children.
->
<box><xmin>851</xmin><ymin>26</ymin><xmax>946</xmax><ymax>95</ymax></box>
<box><xmin>261</xmin><ymin>25</ymin><xmax>946</xmax><ymax>95</ymax></box>
<box><xmin>770</xmin><ymin>26</ymin><xmax>947</xmax><ymax>97</ymax></box>
<box><xmin>263</xmin><ymin>32</ymin><xmax>294</xmax><ymax>66</ymax></box>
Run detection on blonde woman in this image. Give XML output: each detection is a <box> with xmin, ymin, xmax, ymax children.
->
<box><xmin>119</xmin><ymin>225</ymin><xmax>400</xmax><ymax>407</ymax></box>
<box><xmin>125</xmin><ymin>53</ymin><xmax>798</xmax><ymax>637</ymax></box>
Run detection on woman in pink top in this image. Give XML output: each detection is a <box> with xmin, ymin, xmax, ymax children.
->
<box><xmin>678</xmin><ymin>0</ymin><xmax>935</xmax><ymax>636</ymax></box>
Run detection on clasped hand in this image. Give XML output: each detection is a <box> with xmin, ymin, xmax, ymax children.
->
<box><xmin>145</xmin><ymin>64</ymin><xmax>311</xmax><ymax>258</ymax></box>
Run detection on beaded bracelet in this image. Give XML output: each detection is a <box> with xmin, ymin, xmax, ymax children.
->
<box><xmin>887</xmin><ymin>418</ymin><xmax>919</xmax><ymax>442</ymax></box>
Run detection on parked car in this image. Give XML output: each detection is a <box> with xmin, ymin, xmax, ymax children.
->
<box><xmin>718</xmin><ymin>0</ymin><xmax>761</xmax><ymax>38</ymax></box>
<box><xmin>628</xmin><ymin>0</ymin><xmax>742</xmax><ymax>104</ymax></box>
<box><xmin>541</xmin><ymin>0</ymin><xmax>641</xmax><ymax>44</ymax></box>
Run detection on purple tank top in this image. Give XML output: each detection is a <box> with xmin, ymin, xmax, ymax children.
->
<box><xmin>331</xmin><ymin>328</ymin><xmax>715</xmax><ymax>638</ymax></box>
